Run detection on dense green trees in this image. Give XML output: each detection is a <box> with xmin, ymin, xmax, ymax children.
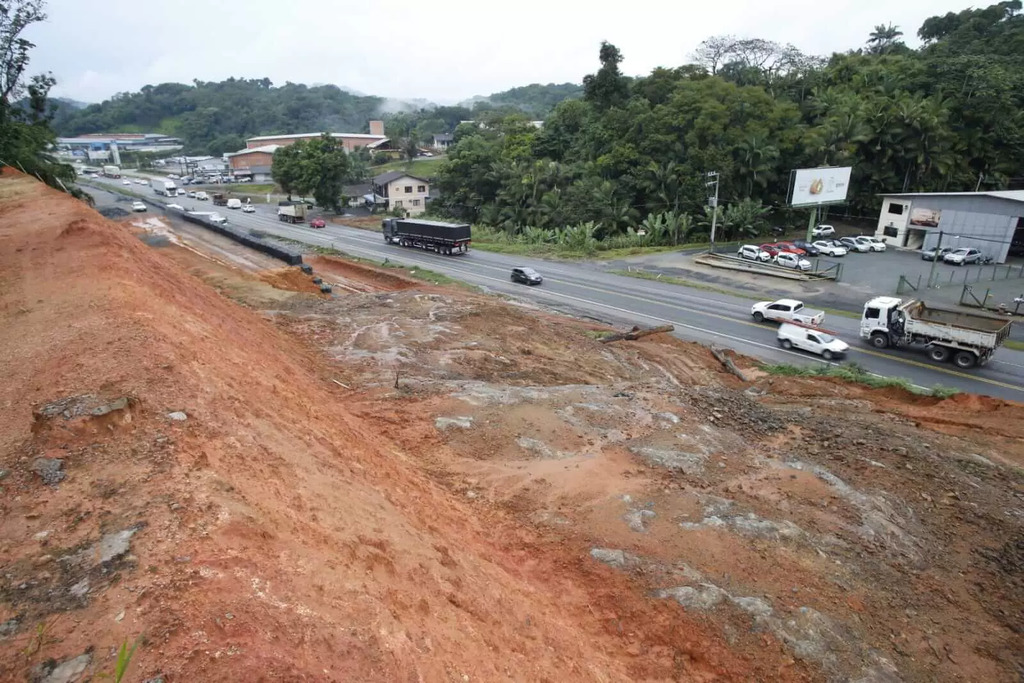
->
<box><xmin>270</xmin><ymin>133</ymin><xmax>350</xmax><ymax>211</ymax></box>
<box><xmin>0</xmin><ymin>0</ymin><xmax>87</xmax><ymax>202</ymax></box>
<box><xmin>434</xmin><ymin>1</ymin><xmax>1024</xmax><ymax>244</ymax></box>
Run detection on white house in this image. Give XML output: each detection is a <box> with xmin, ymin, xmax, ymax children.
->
<box><xmin>371</xmin><ymin>171</ymin><xmax>430</xmax><ymax>216</ymax></box>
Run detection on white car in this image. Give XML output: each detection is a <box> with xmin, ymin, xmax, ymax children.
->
<box><xmin>167</xmin><ymin>203</ymin><xmax>184</xmax><ymax>210</ymax></box>
<box><xmin>838</xmin><ymin>236</ymin><xmax>871</xmax><ymax>253</ymax></box>
<box><xmin>187</xmin><ymin>191</ymin><xmax>196</xmax><ymax>198</ymax></box>
<box><xmin>812</xmin><ymin>224</ymin><xmax>836</xmax><ymax>238</ymax></box>
<box><xmin>777</xmin><ymin>322</ymin><xmax>848</xmax><ymax>361</ymax></box>
<box><xmin>812</xmin><ymin>240</ymin><xmax>847</xmax><ymax>257</ymax></box>
<box><xmin>121</xmin><ymin>179</ymin><xmax>131</xmax><ymax>185</ymax></box>
<box><xmin>860</xmin><ymin>236</ymin><xmax>887</xmax><ymax>252</ymax></box>
<box><xmin>242</xmin><ymin>204</ymin><xmax>256</xmax><ymax>213</ymax></box>
<box><xmin>195</xmin><ymin>192</ymin><xmax>209</xmax><ymax>201</ymax></box>
<box><xmin>209</xmin><ymin>213</ymin><xmax>227</xmax><ymax>224</ymax></box>
<box><xmin>775</xmin><ymin>252</ymin><xmax>812</xmax><ymax>271</ymax></box>
<box><xmin>737</xmin><ymin>244</ymin><xmax>771</xmax><ymax>262</ymax></box>
<box><xmin>943</xmin><ymin>247</ymin><xmax>983</xmax><ymax>265</ymax></box>
<box><xmin>135</xmin><ymin>179</ymin><xmax>147</xmax><ymax>185</ymax></box>
<box><xmin>751</xmin><ymin>298</ymin><xmax>825</xmax><ymax>326</ymax></box>
<box><xmin>131</xmin><ymin>201</ymin><xmax>147</xmax><ymax>212</ymax></box>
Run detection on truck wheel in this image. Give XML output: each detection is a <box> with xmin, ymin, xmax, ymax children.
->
<box><xmin>870</xmin><ymin>333</ymin><xmax>889</xmax><ymax>349</ymax></box>
<box><xmin>753</xmin><ymin>311</ymin><xmax>765</xmax><ymax>323</ymax></box>
<box><xmin>780</xmin><ymin>339</ymin><xmax>792</xmax><ymax>349</ymax></box>
<box><xmin>953</xmin><ymin>351</ymin><xmax>976</xmax><ymax>369</ymax></box>
<box><xmin>928</xmin><ymin>346</ymin><xmax>950</xmax><ymax>363</ymax></box>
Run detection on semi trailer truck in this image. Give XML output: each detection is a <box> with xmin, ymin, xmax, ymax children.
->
<box><xmin>860</xmin><ymin>296</ymin><xmax>1013</xmax><ymax>368</ymax></box>
<box><xmin>382</xmin><ymin>218</ymin><xmax>471</xmax><ymax>255</ymax></box>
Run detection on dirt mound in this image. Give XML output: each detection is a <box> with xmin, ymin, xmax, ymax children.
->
<box><xmin>0</xmin><ymin>171</ymin><xmax>779</xmax><ymax>680</ymax></box>
<box><xmin>307</xmin><ymin>254</ymin><xmax>418</xmax><ymax>292</ymax></box>
<box><xmin>258</xmin><ymin>266</ymin><xmax>326</xmax><ymax>294</ymax></box>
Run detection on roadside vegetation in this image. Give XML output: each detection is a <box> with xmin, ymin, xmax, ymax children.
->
<box><xmin>423</xmin><ymin>5</ymin><xmax>1024</xmax><ymax>250</ymax></box>
<box><xmin>762</xmin><ymin>362</ymin><xmax>960</xmax><ymax>398</ymax></box>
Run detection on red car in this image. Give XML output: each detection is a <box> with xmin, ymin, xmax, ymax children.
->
<box><xmin>310</xmin><ymin>217</ymin><xmax>326</xmax><ymax>229</ymax></box>
<box><xmin>760</xmin><ymin>243</ymin><xmax>782</xmax><ymax>257</ymax></box>
<box><xmin>775</xmin><ymin>242</ymin><xmax>806</xmax><ymax>255</ymax></box>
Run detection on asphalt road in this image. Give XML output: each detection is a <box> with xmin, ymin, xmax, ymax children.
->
<box><xmin>86</xmin><ymin>175</ymin><xmax>1024</xmax><ymax>401</ymax></box>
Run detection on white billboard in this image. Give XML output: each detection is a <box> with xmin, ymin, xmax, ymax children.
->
<box><xmin>790</xmin><ymin>167</ymin><xmax>852</xmax><ymax>207</ymax></box>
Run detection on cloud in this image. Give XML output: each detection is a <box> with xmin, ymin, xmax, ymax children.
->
<box><xmin>29</xmin><ymin>0</ymin><xmax>973</xmax><ymax>104</ymax></box>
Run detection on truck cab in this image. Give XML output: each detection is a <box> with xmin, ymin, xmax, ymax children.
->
<box><xmin>860</xmin><ymin>297</ymin><xmax>904</xmax><ymax>348</ymax></box>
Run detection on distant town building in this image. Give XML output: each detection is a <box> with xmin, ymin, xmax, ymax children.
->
<box><xmin>244</xmin><ymin>121</ymin><xmax>388</xmax><ymax>152</ymax></box>
<box><xmin>225</xmin><ymin>145</ymin><xmax>280</xmax><ymax>183</ymax></box>
<box><xmin>55</xmin><ymin>133</ymin><xmax>183</xmax><ymax>162</ymax></box>
<box><xmin>432</xmin><ymin>133</ymin><xmax>454</xmax><ymax>151</ymax></box>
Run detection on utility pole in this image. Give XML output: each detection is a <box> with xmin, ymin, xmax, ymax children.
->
<box><xmin>927</xmin><ymin>230</ymin><xmax>943</xmax><ymax>288</ymax></box>
<box><xmin>706</xmin><ymin>171</ymin><xmax>720</xmax><ymax>253</ymax></box>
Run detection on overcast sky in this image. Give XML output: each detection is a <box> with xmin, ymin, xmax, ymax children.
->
<box><xmin>28</xmin><ymin>0</ymin><xmax>972</xmax><ymax>105</ymax></box>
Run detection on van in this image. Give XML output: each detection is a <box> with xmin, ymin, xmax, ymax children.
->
<box><xmin>777</xmin><ymin>323</ymin><xmax>848</xmax><ymax>361</ymax></box>
<box><xmin>227</xmin><ymin>198</ymin><xmax>242</xmax><ymax>210</ymax></box>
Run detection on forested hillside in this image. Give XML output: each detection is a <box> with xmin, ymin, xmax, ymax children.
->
<box><xmin>55</xmin><ymin>79</ymin><xmax>385</xmax><ymax>154</ymax></box>
<box><xmin>479</xmin><ymin>82</ymin><xmax>583</xmax><ymax>117</ymax></box>
<box><xmin>434</xmin><ymin>1</ymin><xmax>1024</xmax><ymax>247</ymax></box>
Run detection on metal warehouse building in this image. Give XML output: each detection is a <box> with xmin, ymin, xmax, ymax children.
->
<box><xmin>874</xmin><ymin>191</ymin><xmax>1024</xmax><ymax>263</ymax></box>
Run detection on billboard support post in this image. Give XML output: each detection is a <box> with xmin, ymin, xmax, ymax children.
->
<box><xmin>805</xmin><ymin>206</ymin><xmax>816</xmax><ymax>243</ymax></box>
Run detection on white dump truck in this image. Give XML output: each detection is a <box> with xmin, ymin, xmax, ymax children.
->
<box><xmin>150</xmin><ymin>178</ymin><xmax>178</xmax><ymax>196</ymax></box>
<box><xmin>860</xmin><ymin>296</ymin><xmax>1013</xmax><ymax>368</ymax></box>
<box><xmin>751</xmin><ymin>299</ymin><xmax>825</xmax><ymax>326</ymax></box>
<box><xmin>102</xmin><ymin>165</ymin><xmax>121</xmax><ymax>178</ymax></box>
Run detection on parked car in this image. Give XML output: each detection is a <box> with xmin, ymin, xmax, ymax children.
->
<box><xmin>775</xmin><ymin>252</ymin><xmax>812</xmax><ymax>271</ymax></box>
<box><xmin>121</xmin><ymin>178</ymin><xmax>131</xmax><ymax>185</ymax></box>
<box><xmin>187</xmin><ymin>191</ymin><xmax>197</xmax><ymax>198</ymax></box>
<box><xmin>812</xmin><ymin>240</ymin><xmax>847</xmax><ymax>257</ymax></box>
<box><xmin>751</xmin><ymin>298</ymin><xmax>824</xmax><ymax>325</ymax></box>
<box><xmin>860</xmin><ymin>236</ymin><xmax>887</xmax><ymax>252</ymax></box>
<box><xmin>943</xmin><ymin>247</ymin><xmax>983</xmax><ymax>265</ymax></box>
<box><xmin>737</xmin><ymin>244</ymin><xmax>771</xmax><ymax>262</ymax></box>
<box><xmin>167</xmin><ymin>203</ymin><xmax>184</xmax><ymax>210</ymax></box>
<box><xmin>921</xmin><ymin>246</ymin><xmax>953</xmax><ymax>261</ymax></box>
<box><xmin>511</xmin><ymin>267</ymin><xmax>543</xmax><ymax>285</ymax></box>
<box><xmin>812</xmin><ymin>224</ymin><xmax>836</xmax><ymax>238</ymax></box>
<box><xmin>131</xmin><ymin>201</ymin><xmax>147</xmax><ymax>212</ymax></box>
<box><xmin>777</xmin><ymin>322</ymin><xmax>848</xmax><ymax>361</ymax></box>
<box><xmin>310</xmin><ymin>217</ymin><xmax>326</xmax><ymax>228</ymax></box>
<box><xmin>242</xmin><ymin>204</ymin><xmax>256</xmax><ymax>213</ymax></box>
<box><xmin>839</xmin><ymin>236</ymin><xmax>871</xmax><ymax>252</ymax></box>
<box><xmin>760</xmin><ymin>243</ymin><xmax>782</xmax><ymax>257</ymax></box>
<box><xmin>790</xmin><ymin>239</ymin><xmax>820</xmax><ymax>256</ymax></box>
<box><xmin>775</xmin><ymin>242</ymin><xmax>807</xmax><ymax>256</ymax></box>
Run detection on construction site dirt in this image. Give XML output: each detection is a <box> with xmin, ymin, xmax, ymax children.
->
<box><xmin>1</xmin><ymin>168</ymin><xmax>1022</xmax><ymax>682</ymax></box>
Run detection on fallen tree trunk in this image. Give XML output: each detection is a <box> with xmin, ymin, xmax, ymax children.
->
<box><xmin>600</xmin><ymin>324</ymin><xmax>674</xmax><ymax>344</ymax></box>
<box><xmin>710</xmin><ymin>345</ymin><xmax>748</xmax><ymax>382</ymax></box>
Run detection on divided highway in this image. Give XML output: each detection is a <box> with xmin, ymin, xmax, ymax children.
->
<box><xmin>88</xmin><ymin>176</ymin><xmax>1024</xmax><ymax>400</ymax></box>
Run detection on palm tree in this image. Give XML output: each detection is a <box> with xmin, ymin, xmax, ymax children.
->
<box><xmin>866</xmin><ymin>24</ymin><xmax>903</xmax><ymax>54</ymax></box>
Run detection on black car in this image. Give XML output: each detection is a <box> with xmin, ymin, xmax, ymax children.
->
<box><xmin>791</xmin><ymin>239</ymin><xmax>820</xmax><ymax>256</ymax></box>
<box><xmin>511</xmin><ymin>267</ymin><xmax>543</xmax><ymax>285</ymax></box>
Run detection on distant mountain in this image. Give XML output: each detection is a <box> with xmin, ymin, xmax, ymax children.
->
<box><xmin>464</xmin><ymin>82</ymin><xmax>583</xmax><ymax>117</ymax></box>
<box><xmin>53</xmin><ymin>97</ymin><xmax>91</xmax><ymax>110</ymax></box>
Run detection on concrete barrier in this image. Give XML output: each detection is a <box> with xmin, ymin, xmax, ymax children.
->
<box><xmin>694</xmin><ymin>253</ymin><xmax>839</xmax><ymax>281</ymax></box>
<box><xmin>178</xmin><ymin>212</ymin><xmax>303</xmax><ymax>265</ymax></box>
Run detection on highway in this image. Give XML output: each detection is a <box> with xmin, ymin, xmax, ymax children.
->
<box><xmin>86</xmin><ymin>175</ymin><xmax>1024</xmax><ymax>400</ymax></box>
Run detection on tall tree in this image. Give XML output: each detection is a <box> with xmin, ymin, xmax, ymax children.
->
<box><xmin>866</xmin><ymin>23</ymin><xmax>905</xmax><ymax>54</ymax></box>
<box><xmin>582</xmin><ymin>42</ymin><xmax>630</xmax><ymax>112</ymax></box>
<box><xmin>0</xmin><ymin>0</ymin><xmax>87</xmax><ymax>201</ymax></box>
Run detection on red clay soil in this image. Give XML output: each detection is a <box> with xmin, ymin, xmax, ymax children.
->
<box><xmin>0</xmin><ymin>172</ymin><xmax>801</xmax><ymax>679</ymax></box>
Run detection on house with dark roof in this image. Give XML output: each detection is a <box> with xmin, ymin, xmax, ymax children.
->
<box><xmin>371</xmin><ymin>171</ymin><xmax>430</xmax><ymax>216</ymax></box>
<box><xmin>432</xmin><ymin>133</ymin><xmax>454</xmax><ymax>151</ymax></box>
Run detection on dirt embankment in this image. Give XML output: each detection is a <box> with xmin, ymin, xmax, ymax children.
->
<box><xmin>0</xmin><ymin>172</ymin><xmax>780</xmax><ymax>680</ymax></box>
<box><xmin>2</xmin><ymin>168</ymin><xmax>1022</xmax><ymax>682</ymax></box>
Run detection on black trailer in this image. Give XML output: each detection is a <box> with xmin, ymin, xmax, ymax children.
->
<box><xmin>382</xmin><ymin>218</ymin><xmax>471</xmax><ymax>255</ymax></box>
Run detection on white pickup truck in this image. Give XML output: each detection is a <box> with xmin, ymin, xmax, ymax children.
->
<box><xmin>751</xmin><ymin>299</ymin><xmax>825</xmax><ymax>326</ymax></box>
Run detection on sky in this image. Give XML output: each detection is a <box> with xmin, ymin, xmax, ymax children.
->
<box><xmin>27</xmin><ymin>0</ymin><xmax>974</xmax><ymax>105</ymax></box>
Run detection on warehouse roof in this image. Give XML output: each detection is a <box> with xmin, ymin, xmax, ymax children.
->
<box><xmin>246</xmin><ymin>132</ymin><xmax>387</xmax><ymax>143</ymax></box>
<box><xmin>881</xmin><ymin>190</ymin><xmax>1024</xmax><ymax>203</ymax></box>
<box><xmin>226</xmin><ymin>145</ymin><xmax>281</xmax><ymax>157</ymax></box>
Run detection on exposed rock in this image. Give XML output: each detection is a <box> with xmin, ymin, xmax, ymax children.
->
<box><xmin>0</xmin><ymin>616</ymin><xmax>20</xmax><ymax>638</ymax></box>
<box><xmin>623</xmin><ymin>508</ymin><xmax>656</xmax><ymax>533</ymax></box>
<box><xmin>589</xmin><ymin>548</ymin><xmax>641</xmax><ymax>570</ymax></box>
<box><xmin>628</xmin><ymin>446</ymin><xmax>706</xmax><ymax>474</ymax></box>
<box><xmin>434</xmin><ymin>416</ymin><xmax>473</xmax><ymax>430</ymax></box>
<box><xmin>31</xmin><ymin>652</ymin><xmax>92</xmax><ymax>683</ymax></box>
<box><xmin>655</xmin><ymin>584</ymin><xmax>727</xmax><ymax>610</ymax></box>
<box><xmin>31</xmin><ymin>458</ymin><xmax>65</xmax><ymax>485</ymax></box>
<box><xmin>97</xmin><ymin>527</ymin><xmax>140</xmax><ymax>564</ymax></box>
<box><xmin>166</xmin><ymin>411</ymin><xmax>188</xmax><ymax>421</ymax></box>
